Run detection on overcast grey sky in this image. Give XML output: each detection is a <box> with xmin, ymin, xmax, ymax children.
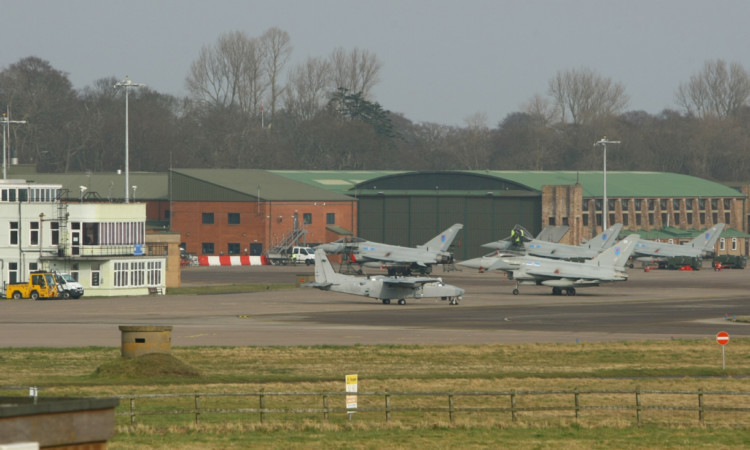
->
<box><xmin>2</xmin><ymin>0</ymin><xmax>749</xmax><ymax>126</ymax></box>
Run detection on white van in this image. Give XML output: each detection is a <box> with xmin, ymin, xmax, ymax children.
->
<box><xmin>55</xmin><ymin>272</ymin><xmax>85</xmax><ymax>299</ymax></box>
<box><xmin>291</xmin><ymin>246</ymin><xmax>316</xmax><ymax>265</ymax></box>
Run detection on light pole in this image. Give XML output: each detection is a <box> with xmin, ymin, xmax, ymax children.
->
<box><xmin>1</xmin><ymin>112</ymin><xmax>27</xmax><ymax>180</ymax></box>
<box><xmin>114</xmin><ymin>76</ymin><xmax>145</xmax><ymax>203</ymax></box>
<box><xmin>594</xmin><ymin>137</ymin><xmax>621</xmax><ymax>230</ymax></box>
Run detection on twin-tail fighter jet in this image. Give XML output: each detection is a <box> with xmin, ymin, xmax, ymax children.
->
<box><xmin>482</xmin><ymin>223</ymin><xmax>624</xmax><ymax>261</ymax></box>
<box><xmin>303</xmin><ymin>249</ymin><xmax>464</xmax><ymax>305</ymax></box>
<box><xmin>632</xmin><ymin>223</ymin><xmax>725</xmax><ymax>265</ymax></box>
<box><xmin>459</xmin><ymin>234</ymin><xmax>639</xmax><ymax>296</ymax></box>
<box><xmin>317</xmin><ymin>223</ymin><xmax>463</xmax><ymax>275</ymax></box>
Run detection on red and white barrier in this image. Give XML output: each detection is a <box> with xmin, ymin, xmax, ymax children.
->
<box><xmin>198</xmin><ymin>255</ymin><xmax>269</xmax><ymax>266</ymax></box>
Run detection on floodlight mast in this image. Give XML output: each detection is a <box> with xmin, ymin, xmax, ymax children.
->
<box><xmin>114</xmin><ymin>76</ymin><xmax>145</xmax><ymax>203</ymax></box>
<box><xmin>1</xmin><ymin>111</ymin><xmax>27</xmax><ymax>180</ymax></box>
<box><xmin>593</xmin><ymin>137</ymin><xmax>621</xmax><ymax>230</ymax></box>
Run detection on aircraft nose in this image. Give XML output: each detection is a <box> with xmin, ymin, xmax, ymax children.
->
<box><xmin>458</xmin><ymin>258</ymin><xmax>483</xmax><ymax>269</ymax></box>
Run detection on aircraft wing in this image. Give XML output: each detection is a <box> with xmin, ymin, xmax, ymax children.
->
<box><xmin>382</xmin><ymin>277</ymin><xmax>440</xmax><ymax>288</ymax></box>
<box><xmin>301</xmin><ymin>281</ymin><xmax>334</xmax><ymax>289</ymax></box>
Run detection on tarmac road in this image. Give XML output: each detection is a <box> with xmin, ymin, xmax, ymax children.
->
<box><xmin>0</xmin><ymin>263</ymin><xmax>747</xmax><ymax>347</ymax></box>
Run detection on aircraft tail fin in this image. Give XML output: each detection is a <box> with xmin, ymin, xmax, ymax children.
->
<box><xmin>589</xmin><ymin>234</ymin><xmax>639</xmax><ymax>268</ymax></box>
<box><xmin>418</xmin><ymin>223</ymin><xmax>463</xmax><ymax>252</ymax></box>
<box><xmin>314</xmin><ymin>249</ymin><xmax>340</xmax><ymax>285</ymax></box>
<box><xmin>690</xmin><ymin>223</ymin><xmax>725</xmax><ymax>251</ymax></box>
<box><xmin>585</xmin><ymin>223</ymin><xmax>623</xmax><ymax>251</ymax></box>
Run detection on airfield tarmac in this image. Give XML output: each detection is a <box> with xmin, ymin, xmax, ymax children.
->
<box><xmin>0</xmin><ymin>263</ymin><xmax>747</xmax><ymax>347</ymax></box>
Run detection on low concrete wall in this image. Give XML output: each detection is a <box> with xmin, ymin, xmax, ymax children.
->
<box><xmin>0</xmin><ymin>396</ymin><xmax>119</xmax><ymax>449</ymax></box>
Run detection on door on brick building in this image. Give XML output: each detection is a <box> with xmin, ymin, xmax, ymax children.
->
<box><xmin>250</xmin><ymin>243</ymin><xmax>263</xmax><ymax>256</ymax></box>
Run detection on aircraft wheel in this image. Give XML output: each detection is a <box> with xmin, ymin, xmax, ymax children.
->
<box><xmin>382</xmin><ymin>299</ymin><xmax>390</xmax><ymax>305</ymax></box>
<box><xmin>552</xmin><ymin>287</ymin><xmax>561</xmax><ymax>295</ymax></box>
<box><xmin>512</xmin><ymin>288</ymin><xmax>519</xmax><ymax>295</ymax></box>
<box><xmin>570</xmin><ymin>288</ymin><xmax>576</xmax><ymax>296</ymax></box>
<box><xmin>398</xmin><ymin>299</ymin><xmax>406</xmax><ymax>305</ymax></box>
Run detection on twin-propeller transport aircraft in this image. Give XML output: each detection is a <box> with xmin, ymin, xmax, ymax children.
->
<box><xmin>303</xmin><ymin>249</ymin><xmax>464</xmax><ymax>305</ymax></box>
<box><xmin>317</xmin><ymin>223</ymin><xmax>463</xmax><ymax>275</ymax></box>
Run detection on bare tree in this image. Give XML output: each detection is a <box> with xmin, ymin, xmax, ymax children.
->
<box><xmin>284</xmin><ymin>57</ymin><xmax>331</xmax><ymax>121</ymax></box>
<box><xmin>452</xmin><ymin>112</ymin><xmax>491</xmax><ymax>169</ymax></box>
<box><xmin>547</xmin><ymin>67</ymin><xmax>628</xmax><ymax>125</ymax></box>
<box><xmin>329</xmin><ymin>47</ymin><xmax>382</xmax><ymax>99</ymax></box>
<box><xmin>185</xmin><ymin>31</ymin><xmax>266</xmax><ymax>115</ymax></box>
<box><xmin>261</xmin><ymin>27</ymin><xmax>293</xmax><ymax>123</ymax></box>
<box><xmin>675</xmin><ymin>59</ymin><xmax>750</xmax><ymax>118</ymax></box>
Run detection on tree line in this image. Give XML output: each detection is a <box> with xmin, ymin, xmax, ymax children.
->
<box><xmin>1</xmin><ymin>28</ymin><xmax>749</xmax><ymax>182</ymax></box>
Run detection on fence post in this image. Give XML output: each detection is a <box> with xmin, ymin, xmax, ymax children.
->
<box><xmin>323</xmin><ymin>394</ymin><xmax>329</xmax><ymax>421</ymax></box>
<box><xmin>195</xmin><ymin>393</ymin><xmax>201</xmax><ymax>425</ymax></box>
<box><xmin>385</xmin><ymin>390</ymin><xmax>391</xmax><ymax>422</ymax></box>
<box><xmin>510</xmin><ymin>389</ymin><xmax>517</xmax><ymax>423</ymax></box>
<box><xmin>128</xmin><ymin>397</ymin><xmax>136</xmax><ymax>427</ymax></box>
<box><xmin>259</xmin><ymin>389</ymin><xmax>265</xmax><ymax>424</ymax></box>
<box><xmin>635</xmin><ymin>386</ymin><xmax>642</xmax><ymax>426</ymax></box>
<box><xmin>574</xmin><ymin>387</ymin><xmax>580</xmax><ymax>421</ymax></box>
<box><xmin>698</xmin><ymin>388</ymin><xmax>704</xmax><ymax>425</ymax></box>
<box><xmin>448</xmin><ymin>394</ymin><xmax>454</xmax><ymax>423</ymax></box>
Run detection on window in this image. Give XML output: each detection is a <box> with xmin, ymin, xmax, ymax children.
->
<box><xmin>732</xmin><ymin>238</ymin><xmax>738</xmax><ymax>251</ymax></box>
<box><xmin>303</xmin><ymin>213</ymin><xmax>312</xmax><ymax>225</ymax></box>
<box><xmin>687</xmin><ymin>212</ymin><xmax>693</xmax><ymax>225</ymax></box>
<box><xmin>8</xmin><ymin>262</ymin><xmax>18</xmax><ymax>284</ymax></box>
<box><xmin>595</xmin><ymin>199</ymin><xmax>602</xmax><ymax>211</ymax></box>
<box><xmin>548</xmin><ymin>217</ymin><xmax>556</xmax><ymax>226</ymax></box>
<box><xmin>609</xmin><ymin>214</ymin><xmax>615</xmax><ymax>227</ymax></box>
<box><xmin>583</xmin><ymin>215</ymin><xmax>589</xmax><ymax>226</ymax></box>
<box><xmin>147</xmin><ymin>261</ymin><xmax>162</xmax><ymax>286</ymax></box>
<box><xmin>114</xmin><ymin>262</ymin><xmax>128</xmax><ymax>287</ymax></box>
<box><xmin>10</xmin><ymin>221</ymin><xmax>18</xmax><ymax>245</ymax></box>
<box><xmin>622</xmin><ymin>214</ymin><xmax>629</xmax><ymax>226</ymax></box>
<box><xmin>698</xmin><ymin>198</ymin><xmax>706</xmax><ymax>210</ymax></box>
<box><xmin>700</xmin><ymin>212</ymin><xmax>705</xmax><ymax>225</ymax></box>
<box><xmin>202</xmin><ymin>213</ymin><xmax>214</xmax><ymax>225</ymax></box>
<box><xmin>711</xmin><ymin>199</ymin><xmax>718</xmax><ymax>209</ymax></box>
<box><xmin>326</xmin><ymin>213</ymin><xmax>336</xmax><ymax>225</ymax></box>
<box><xmin>724</xmin><ymin>198</ymin><xmax>731</xmax><ymax>209</ymax></box>
<box><xmin>634</xmin><ymin>199</ymin><xmax>642</xmax><ymax>210</ymax></box>
<box><xmin>202</xmin><ymin>243</ymin><xmax>215</xmax><ymax>255</ymax></box>
<box><xmin>720</xmin><ymin>238</ymin><xmax>725</xmax><ymax>251</ymax></box>
<box><xmin>29</xmin><ymin>262</ymin><xmax>38</xmax><ymax>272</ymax></box>
<box><xmin>51</xmin><ymin>221</ymin><xmax>59</xmax><ymax>245</ymax></box>
<box><xmin>660</xmin><ymin>199</ymin><xmax>667</xmax><ymax>210</ymax></box>
<box><xmin>562</xmin><ymin>217</ymin><xmax>569</xmax><ymax>226</ymax></box>
<box><xmin>686</xmin><ymin>198</ymin><xmax>693</xmax><ymax>210</ymax></box>
<box><xmin>130</xmin><ymin>261</ymin><xmax>145</xmax><ymax>287</ymax></box>
<box><xmin>82</xmin><ymin>223</ymin><xmax>98</xmax><ymax>245</ymax></box>
<box><xmin>621</xmin><ymin>199</ymin><xmax>629</xmax><ymax>210</ymax></box>
<box><xmin>648</xmin><ymin>213</ymin><xmax>654</xmax><ymax>226</ymax></box>
<box><xmin>673</xmin><ymin>213</ymin><xmax>680</xmax><ymax>225</ymax></box>
<box><xmin>596</xmin><ymin>214</ymin><xmax>602</xmax><ymax>226</ymax></box>
<box><xmin>582</xmin><ymin>200</ymin><xmax>589</xmax><ymax>212</ymax></box>
<box><xmin>635</xmin><ymin>214</ymin><xmax>641</xmax><ymax>226</ymax></box>
<box><xmin>712</xmin><ymin>212</ymin><xmax>718</xmax><ymax>223</ymax></box>
<box><xmin>608</xmin><ymin>199</ymin><xmax>616</xmax><ymax>211</ymax></box>
<box><xmin>165</xmin><ymin>210</ymin><xmax>171</xmax><ymax>220</ymax></box>
<box><xmin>648</xmin><ymin>199</ymin><xmax>655</xmax><ymax>211</ymax></box>
<box><xmin>661</xmin><ymin>213</ymin><xmax>668</xmax><ymax>225</ymax></box>
<box><xmin>673</xmin><ymin>199</ymin><xmax>681</xmax><ymax>209</ymax></box>
<box><xmin>30</xmin><ymin>221</ymin><xmax>39</xmax><ymax>246</ymax></box>
<box><xmin>228</xmin><ymin>243</ymin><xmax>240</xmax><ymax>255</ymax></box>
<box><xmin>91</xmin><ymin>263</ymin><xmax>100</xmax><ymax>287</ymax></box>
<box><xmin>228</xmin><ymin>213</ymin><xmax>240</xmax><ymax>225</ymax></box>
<box><xmin>725</xmin><ymin>212</ymin><xmax>731</xmax><ymax>224</ymax></box>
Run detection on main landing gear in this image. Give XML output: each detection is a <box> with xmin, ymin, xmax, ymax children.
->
<box><xmin>512</xmin><ymin>282</ymin><xmax>576</xmax><ymax>296</ymax></box>
<box><xmin>381</xmin><ymin>298</ymin><xmax>407</xmax><ymax>305</ymax></box>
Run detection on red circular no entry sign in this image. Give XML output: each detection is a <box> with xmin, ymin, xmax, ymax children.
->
<box><xmin>716</xmin><ymin>331</ymin><xmax>730</xmax><ymax>345</ymax></box>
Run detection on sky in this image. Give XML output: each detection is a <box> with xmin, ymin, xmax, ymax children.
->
<box><xmin>2</xmin><ymin>0</ymin><xmax>750</xmax><ymax>127</ymax></box>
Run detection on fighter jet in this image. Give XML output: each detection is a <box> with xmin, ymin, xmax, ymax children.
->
<box><xmin>303</xmin><ymin>249</ymin><xmax>464</xmax><ymax>305</ymax></box>
<box><xmin>632</xmin><ymin>223</ymin><xmax>725</xmax><ymax>265</ymax></box>
<box><xmin>317</xmin><ymin>223</ymin><xmax>463</xmax><ymax>275</ymax></box>
<box><xmin>481</xmin><ymin>224</ymin><xmax>569</xmax><ymax>252</ymax></box>
<box><xmin>482</xmin><ymin>223</ymin><xmax>623</xmax><ymax>261</ymax></box>
<box><xmin>459</xmin><ymin>234</ymin><xmax>639</xmax><ymax>296</ymax></box>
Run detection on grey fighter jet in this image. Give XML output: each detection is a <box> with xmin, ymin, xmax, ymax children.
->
<box><xmin>460</xmin><ymin>234</ymin><xmax>639</xmax><ymax>296</ymax></box>
<box><xmin>303</xmin><ymin>249</ymin><xmax>464</xmax><ymax>305</ymax></box>
<box><xmin>317</xmin><ymin>223</ymin><xmax>463</xmax><ymax>275</ymax></box>
<box><xmin>632</xmin><ymin>223</ymin><xmax>724</xmax><ymax>264</ymax></box>
<box><xmin>482</xmin><ymin>223</ymin><xmax>623</xmax><ymax>261</ymax></box>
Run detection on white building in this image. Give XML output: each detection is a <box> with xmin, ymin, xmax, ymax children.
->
<box><xmin>0</xmin><ymin>179</ymin><xmax>166</xmax><ymax>296</ymax></box>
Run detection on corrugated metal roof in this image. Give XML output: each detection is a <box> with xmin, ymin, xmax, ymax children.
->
<box><xmin>173</xmin><ymin>169</ymin><xmax>355</xmax><ymax>202</ymax></box>
<box><xmin>16</xmin><ymin>172</ymin><xmax>169</xmax><ymax>201</ymax></box>
<box><xmin>478</xmin><ymin>171</ymin><xmax>744</xmax><ymax>198</ymax></box>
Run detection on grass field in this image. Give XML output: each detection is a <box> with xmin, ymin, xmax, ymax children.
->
<box><xmin>2</xmin><ymin>339</ymin><xmax>750</xmax><ymax>448</ymax></box>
